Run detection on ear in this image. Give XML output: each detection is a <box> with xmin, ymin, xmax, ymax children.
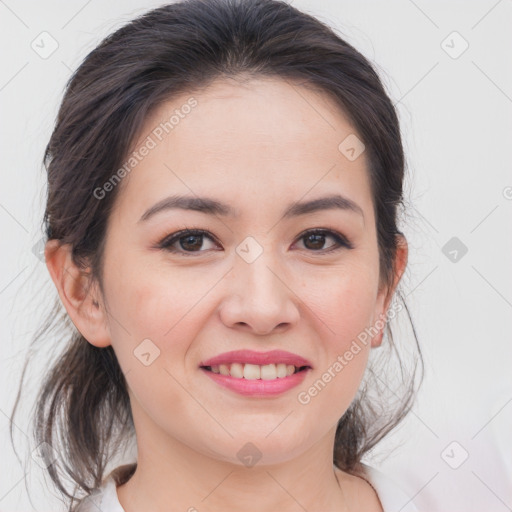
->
<box><xmin>44</xmin><ymin>239</ymin><xmax>111</xmax><ymax>348</ymax></box>
<box><xmin>370</xmin><ymin>234</ymin><xmax>408</xmax><ymax>348</ymax></box>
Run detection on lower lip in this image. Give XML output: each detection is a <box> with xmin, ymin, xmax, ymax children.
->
<box><xmin>200</xmin><ymin>368</ymin><xmax>310</xmax><ymax>397</ymax></box>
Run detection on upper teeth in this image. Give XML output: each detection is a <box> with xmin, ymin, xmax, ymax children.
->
<box><xmin>209</xmin><ymin>363</ymin><xmax>299</xmax><ymax>380</ymax></box>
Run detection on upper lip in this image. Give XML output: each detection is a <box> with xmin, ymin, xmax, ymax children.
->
<box><xmin>199</xmin><ymin>350</ymin><xmax>313</xmax><ymax>368</ymax></box>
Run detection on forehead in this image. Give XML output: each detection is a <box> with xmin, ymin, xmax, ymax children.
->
<box><xmin>113</xmin><ymin>76</ymin><xmax>373</xmax><ymax>223</ymax></box>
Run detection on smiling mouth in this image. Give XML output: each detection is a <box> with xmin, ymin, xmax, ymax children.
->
<box><xmin>201</xmin><ymin>362</ymin><xmax>311</xmax><ymax>380</ymax></box>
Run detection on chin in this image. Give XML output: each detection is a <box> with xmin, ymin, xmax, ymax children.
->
<box><xmin>206</xmin><ymin>431</ymin><xmax>316</xmax><ymax>468</ymax></box>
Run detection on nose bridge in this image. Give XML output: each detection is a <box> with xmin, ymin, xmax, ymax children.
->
<box><xmin>220</xmin><ymin>235</ymin><xmax>299</xmax><ymax>334</ymax></box>
<box><xmin>236</xmin><ymin>237</ymin><xmax>287</xmax><ymax>305</ymax></box>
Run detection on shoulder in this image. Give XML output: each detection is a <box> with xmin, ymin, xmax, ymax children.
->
<box><xmin>359</xmin><ymin>463</ymin><xmax>420</xmax><ymax>512</ymax></box>
<box><xmin>73</xmin><ymin>468</ymin><xmax>129</xmax><ymax>512</ymax></box>
<box><xmin>334</xmin><ymin>466</ymin><xmax>384</xmax><ymax>511</ymax></box>
<box><xmin>334</xmin><ymin>464</ymin><xmax>420</xmax><ymax>512</ymax></box>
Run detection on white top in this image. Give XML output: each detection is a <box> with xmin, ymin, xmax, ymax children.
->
<box><xmin>75</xmin><ymin>464</ymin><xmax>419</xmax><ymax>512</ymax></box>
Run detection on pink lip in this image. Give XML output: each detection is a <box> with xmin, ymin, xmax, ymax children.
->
<box><xmin>199</xmin><ymin>349</ymin><xmax>313</xmax><ymax>368</ymax></box>
<box><xmin>199</xmin><ymin>350</ymin><xmax>313</xmax><ymax>397</ymax></box>
<box><xmin>200</xmin><ymin>367</ymin><xmax>311</xmax><ymax>397</ymax></box>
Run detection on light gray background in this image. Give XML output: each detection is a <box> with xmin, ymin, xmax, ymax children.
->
<box><xmin>1</xmin><ymin>1</ymin><xmax>511</xmax><ymax>511</ymax></box>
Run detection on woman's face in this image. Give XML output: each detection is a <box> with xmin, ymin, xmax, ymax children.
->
<box><xmin>94</xmin><ymin>77</ymin><xmax>401</xmax><ymax>466</ymax></box>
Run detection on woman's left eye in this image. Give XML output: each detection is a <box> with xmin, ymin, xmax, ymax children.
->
<box><xmin>294</xmin><ymin>229</ymin><xmax>353</xmax><ymax>252</ymax></box>
<box><xmin>157</xmin><ymin>228</ymin><xmax>353</xmax><ymax>256</ymax></box>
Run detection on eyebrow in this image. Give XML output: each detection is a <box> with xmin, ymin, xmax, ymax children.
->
<box><xmin>138</xmin><ymin>193</ymin><xmax>365</xmax><ymax>223</ymax></box>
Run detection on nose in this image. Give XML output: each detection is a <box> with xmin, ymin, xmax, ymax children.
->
<box><xmin>218</xmin><ymin>250</ymin><xmax>300</xmax><ymax>336</ymax></box>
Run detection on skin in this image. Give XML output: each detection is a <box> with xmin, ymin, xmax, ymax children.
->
<box><xmin>46</xmin><ymin>76</ymin><xmax>407</xmax><ymax>512</ymax></box>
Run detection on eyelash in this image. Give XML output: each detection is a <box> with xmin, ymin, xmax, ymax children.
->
<box><xmin>157</xmin><ymin>228</ymin><xmax>354</xmax><ymax>256</ymax></box>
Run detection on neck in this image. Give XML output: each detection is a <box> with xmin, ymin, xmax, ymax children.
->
<box><xmin>116</xmin><ymin>426</ymin><xmax>349</xmax><ymax>512</ymax></box>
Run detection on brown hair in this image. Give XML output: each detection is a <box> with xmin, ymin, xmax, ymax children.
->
<box><xmin>10</xmin><ymin>0</ymin><xmax>422</xmax><ymax>509</ymax></box>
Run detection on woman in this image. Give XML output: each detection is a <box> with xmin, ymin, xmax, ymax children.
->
<box><xmin>10</xmin><ymin>0</ymin><xmax>422</xmax><ymax>510</ymax></box>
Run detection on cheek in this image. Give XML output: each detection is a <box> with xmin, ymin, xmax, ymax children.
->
<box><xmin>102</xmin><ymin>269</ymin><xmax>217</xmax><ymax>433</ymax></box>
<box><xmin>307</xmin><ymin>267</ymin><xmax>375</xmax><ymax>369</ymax></box>
<box><xmin>105</xmin><ymin>260</ymin><xmax>221</xmax><ymax>371</ymax></box>
<box><xmin>292</xmin><ymin>266</ymin><xmax>377</xmax><ymax>416</ymax></box>
<box><xmin>306</xmin><ymin>262</ymin><xmax>378</xmax><ymax>349</ymax></box>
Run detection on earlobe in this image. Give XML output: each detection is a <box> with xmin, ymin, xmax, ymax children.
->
<box><xmin>44</xmin><ymin>239</ymin><xmax>111</xmax><ymax>348</ymax></box>
<box><xmin>371</xmin><ymin>235</ymin><xmax>408</xmax><ymax>348</ymax></box>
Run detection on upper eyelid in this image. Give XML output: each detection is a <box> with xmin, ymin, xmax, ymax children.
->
<box><xmin>160</xmin><ymin>229</ymin><xmax>218</xmax><ymax>245</ymax></box>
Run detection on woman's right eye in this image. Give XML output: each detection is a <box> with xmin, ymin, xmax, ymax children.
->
<box><xmin>158</xmin><ymin>229</ymin><xmax>220</xmax><ymax>256</ymax></box>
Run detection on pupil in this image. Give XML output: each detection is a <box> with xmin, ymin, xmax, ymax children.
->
<box><xmin>305</xmin><ymin>233</ymin><xmax>324</xmax><ymax>250</ymax></box>
<box><xmin>182</xmin><ymin>234</ymin><xmax>201</xmax><ymax>250</ymax></box>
